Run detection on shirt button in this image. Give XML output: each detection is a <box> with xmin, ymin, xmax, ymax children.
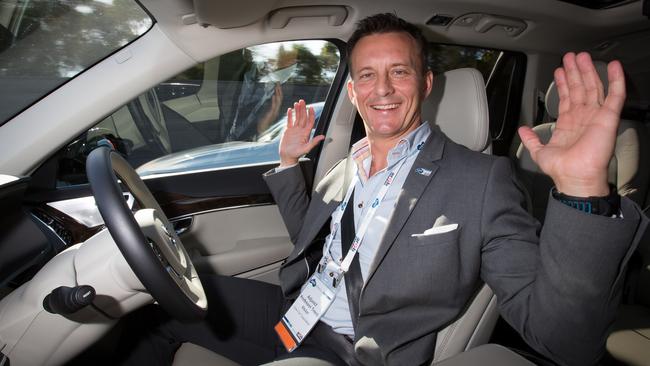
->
<box><xmin>329</xmin><ymin>272</ymin><xmax>334</xmax><ymax>277</ymax></box>
<box><xmin>358</xmin><ymin>202</ymin><xmax>363</xmax><ymax>208</ymax></box>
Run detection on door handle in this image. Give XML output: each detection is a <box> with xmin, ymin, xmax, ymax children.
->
<box><xmin>171</xmin><ymin>217</ymin><xmax>193</xmax><ymax>236</ymax></box>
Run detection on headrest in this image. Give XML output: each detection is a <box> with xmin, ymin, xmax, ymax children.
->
<box><xmin>422</xmin><ymin>68</ymin><xmax>490</xmax><ymax>152</ymax></box>
<box><xmin>545</xmin><ymin>60</ymin><xmax>609</xmax><ymax>119</ymax></box>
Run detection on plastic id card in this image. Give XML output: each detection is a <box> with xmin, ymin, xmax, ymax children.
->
<box><xmin>274</xmin><ymin>274</ymin><xmax>337</xmax><ymax>352</ymax></box>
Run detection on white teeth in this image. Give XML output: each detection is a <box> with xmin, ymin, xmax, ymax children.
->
<box><xmin>372</xmin><ymin>104</ymin><xmax>399</xmax><ymax>110</ymax></box>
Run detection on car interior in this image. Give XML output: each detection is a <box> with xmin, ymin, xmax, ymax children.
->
<box><xmin>0</xmin><ymin>0</ymin><xmax>650</xmax><ymax>365</ymax></box>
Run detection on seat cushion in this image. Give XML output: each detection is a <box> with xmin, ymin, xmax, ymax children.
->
<box><xmin>173</xmin><ymin>343</ymin><xmax>241</xmax><ymax>366</ymax></box>
<box><xmin>606</xmin><ymin>305</ymin><xmax>650</xmax><ymax>366</ymax></box>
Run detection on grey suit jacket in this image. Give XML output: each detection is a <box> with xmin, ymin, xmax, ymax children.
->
<box><xmin>264</xmin><ymin>128</ymin><xmax>647</xmax><ymax>366</ymax></box>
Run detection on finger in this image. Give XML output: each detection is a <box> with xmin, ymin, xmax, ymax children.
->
<box><xmin>554</xmin><ymin>68</ymin><xmax>571</xmax><ymax>116</ymax></box>
<box><xmin>296</xmin><ymin>100</ymin><xmax>306</xmax><ymax>128</ymax></box>
<box><xmin>518</xmin><ymin>126</ymin><xmax>544</xmax><ymax>162</ymax></box>
<box><xmin>293</xmin><ymin>101</ymin><xmax>300</xmax><ymax>127</ymax></box>
<box><xmin>286</xmin><ymin>107</ymin><xmax>294</xmax><ymax>128</ymax></box>
<box><xmin>602</xmin><ymin>60</ymin><xmax>626</xmax><ymax>115</ymax></box>
<box><xmin>304</xmin><ymin>135</ymin><xmax>325</xmax><ymax>152</ymax></box>
<box><xmin>575</xmin><ymin>52</ymin><xmax>605</xmax><ymax>106</ymax></box>
<box><xmin>562</xmin><ymin>52</ymin><xmax>587</xmax><ymax>106</ymax></box>
<box><xmin>307</xmin><ymin>106</ymin><xmax>316</xmax><ymax>127</ymax></box>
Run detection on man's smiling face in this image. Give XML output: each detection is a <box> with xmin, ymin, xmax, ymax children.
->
<box><xmin>347</xmin><ymin>31</ymin><xmax>433</xmax><ymax>142</ymax></box>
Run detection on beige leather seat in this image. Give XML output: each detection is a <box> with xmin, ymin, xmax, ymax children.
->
<box><xmin>424</xmin><ymin>68</ymin><xmax>498</xmax><ymax>363</ymax></box>
<box><xmin>514</xmin><ymin>60</ymin><xmax>650</xmax><ymax>365</ymax></box>
<box><xmin>174</xmin><ymin>68</ymin><xmax>498</xmax><ymax>365</ymax></box>
<box><xmin>607</xmin><ymin>217</ymin><xmax>650</xmax><ymax>365</ymax></box>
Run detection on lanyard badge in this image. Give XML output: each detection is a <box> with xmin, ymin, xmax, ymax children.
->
<box><xmin>275</xmin><ymin>192</ymin><xmax>354</xmax><ymax>353</ymax></box>
<box><xmin>275</xmin><ymin>272</ymin><xmax>337</xmax><ymax>352</ymax></box>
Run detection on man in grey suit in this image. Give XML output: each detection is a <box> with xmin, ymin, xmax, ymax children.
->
<box><xmin>261</xmin><ymin>13</ymin><xmax>646</xmax><ymax>366</ymax></box>
<box><xmin>117</xmin><ymin>13</ymin><xmax>646</xmax><ymax>366</ymax></box>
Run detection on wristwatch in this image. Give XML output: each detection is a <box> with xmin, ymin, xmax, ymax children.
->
<box><xmin>552</xmin><ymin>185</ymin><xmax>621</xmax><ymax>216</ymax></box>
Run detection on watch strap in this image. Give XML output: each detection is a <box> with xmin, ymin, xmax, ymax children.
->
<box><xmin>552</xmin><ymin>185</ymin><xmax>621</xmax><ymax>216</ymax></box>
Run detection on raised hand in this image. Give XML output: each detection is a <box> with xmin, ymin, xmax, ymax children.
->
<box><xmin>518</xmin><ymin>52</ymin><xmax>625</xmax><ymax>197</ymax></box>
<box><xmin>278</xmin><ymin>99</ymin><xmax>325</xmax><ymax>167</ymax></box>
<box><xmin>257</xmin><ymin>83</ymin><xmax>283</xmax><ymax>134</ymax></box>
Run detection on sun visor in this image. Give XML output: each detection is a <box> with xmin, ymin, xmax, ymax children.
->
<box><xmin>192</xmin><ymin>1</ymin><xmax>348</xmax><ymax>29</ymax></box>
<box><xmin>192</xmin><ymin>0</ymin><xmax>281</xmax><ymax>28</ymax></box>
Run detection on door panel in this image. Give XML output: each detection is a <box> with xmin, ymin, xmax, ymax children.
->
<box><xmin>139</xmin><ymin>161</ymin><xmax>314</xmax><ymax>283</ymax></box>
<box><xmin>179</xmin><ymin>205</ymin><xmax>291</xmax><ymax>284</ymax></box>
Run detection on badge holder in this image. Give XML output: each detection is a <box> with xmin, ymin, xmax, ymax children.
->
<box><xmin>275</xmin><ymin>260</ymin><xmax>342</xmax><ymax>352</ymax></box>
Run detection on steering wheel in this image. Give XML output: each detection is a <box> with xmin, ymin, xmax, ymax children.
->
<box><xmin>86</xmin><ymin>146</ymin><xmax>207</xmax><ymax>322</ymax></box>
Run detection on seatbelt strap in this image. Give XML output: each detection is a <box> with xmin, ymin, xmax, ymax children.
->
<box><xmin>341</xmin><ymin>189</ymin><xmax>363</xmax><ymax>335</ymax></box>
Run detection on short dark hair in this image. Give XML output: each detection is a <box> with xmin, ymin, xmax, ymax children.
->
<box><xmin>347</xmin><ymin>13</ymin><xmax>429</xmax><ymax>75</ymax></box>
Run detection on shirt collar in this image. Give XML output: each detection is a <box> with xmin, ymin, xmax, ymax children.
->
<box><xmin>351</xmin><ymin>122</ymin><xmax>431</xmax><ymax>182</ymax></box>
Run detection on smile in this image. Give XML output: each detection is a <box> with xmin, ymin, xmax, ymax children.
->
<box><xmin>371</xmin><ymin>103</ymin><xmax>400</xmax><ymax>110</ymax></box>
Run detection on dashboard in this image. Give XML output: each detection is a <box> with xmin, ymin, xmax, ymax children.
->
<box><xmin>0</xmin><ymin>176</ymin><xmax>52</xmax><ymax>289</ymax></box>
<box><xmin>0</xmin><ymin>176</ymin><xmax>133</xmax><ymax>291</ymax></box>
<box><xmin>0</xmin><ymin>175</ymin><xmax>151</xmax><ymax>366</ymax></box>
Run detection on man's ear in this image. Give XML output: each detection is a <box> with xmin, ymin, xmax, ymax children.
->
<box><xmin>422</xmin><ymin>70</ymin><xmax>434</xmax><ymax>99</ymax></box>
<box><xmin>347</xmin><ymin>78</ymin><xmax>357</xmax><ymax>106</ymax></box>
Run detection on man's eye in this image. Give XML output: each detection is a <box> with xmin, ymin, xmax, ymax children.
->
<box><xmin>359</xmin><ymin>73</ymin><xmax>373</xmax><ymax>80</ymax></box>
<box><xmin>393</xmin><ymin>69</ymin><xmax>408</xmax><ymax>76</ymax></box>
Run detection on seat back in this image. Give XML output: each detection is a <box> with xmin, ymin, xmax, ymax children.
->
<box><xmin>422</xmin><ymin>68</ymin><xmax>491</xmax><ymax>153</ymax></box>
<box><xmin>421</xmin><ymin>68</ymin><xmax>499</xmax><ymax>363</ymax></box>
<box><xmin>516</xmin><ymin>61</ymin><xmax>650</xmax><ymax>223</ymax></box>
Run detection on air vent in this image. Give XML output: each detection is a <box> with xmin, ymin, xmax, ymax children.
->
<box><xmin>32</xmin><ymin>210</ymin><xmax>73</xmax><ymax>245</ymax></box>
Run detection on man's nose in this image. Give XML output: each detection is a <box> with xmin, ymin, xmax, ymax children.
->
<box><xmin>374</xmin><ymin>73</ymin><xmax>394</xmax><ymax>96</ymax></box>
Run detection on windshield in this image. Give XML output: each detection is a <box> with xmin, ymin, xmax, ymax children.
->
<box><xmin>0</xmin><ymin>0</ymin><xmax>153</xmax><ymax>125</ymax></box>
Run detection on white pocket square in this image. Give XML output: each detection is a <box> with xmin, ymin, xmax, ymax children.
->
<box><xmin>411</xmin><ymin>215</ymin><xmax>458</xmax><ymax>237</ymax></box>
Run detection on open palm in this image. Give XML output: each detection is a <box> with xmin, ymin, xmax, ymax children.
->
<box><xmin>278</xmin><ymin>99</ymin><xmax>325</xmax><ymax>167</ymax></box>
<box><xmin>518</xmin><ymin>52</ymin><xmax>626</xmax><ymax>197</ymax></box>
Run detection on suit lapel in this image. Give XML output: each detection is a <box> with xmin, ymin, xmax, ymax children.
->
<box><xmin>364</xmin><ymin>129</ymin><xmax>446</xmax><ymax>285</ymax></box>
<box><xmin>287</xmin><ymin>155</ymin><xmax>356</xmax><ymax>262</ymax></box>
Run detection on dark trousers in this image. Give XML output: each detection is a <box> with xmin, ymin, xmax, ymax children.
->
<box><xmin>72</xmin><ymin>275</ymin><xmax>356</xmax><ymax>366</ymax></box>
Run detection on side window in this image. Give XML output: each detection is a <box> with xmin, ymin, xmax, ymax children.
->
<box><xmin>56</xmin><ymin>40</ymin><xmax>341</xmax><ymax>185</ymax></box>
<box><xmin>426</xmin><ymin>44</ymin><xmax>526</xmax><ymax>156</ymax></box>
